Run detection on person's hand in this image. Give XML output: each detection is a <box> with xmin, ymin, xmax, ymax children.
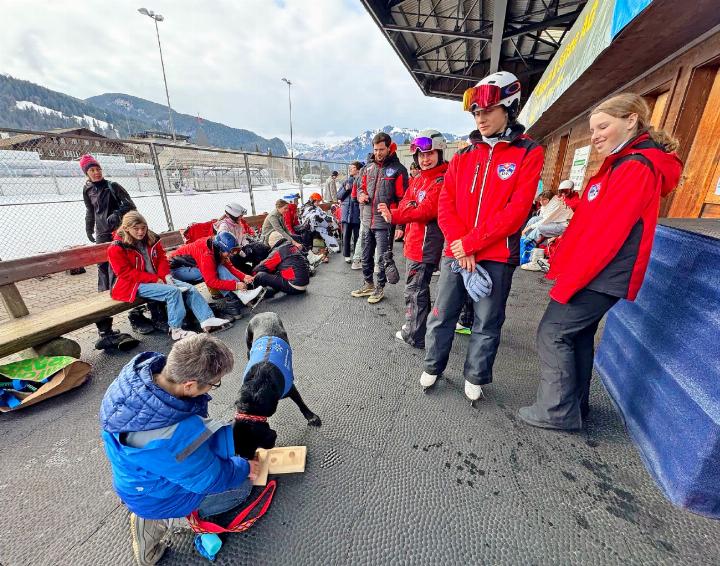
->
<box><xmin>377</xmin><ymin>203</ymin><xmax>392</xmax><ymax>223</ymax></box>
<box><xmin>358</xmin><ymin>193</ymin><xmax>369</xmax><ymax>204</ymax></box>
<box><xmin>450</xmin><ymin>239</ymin><xmax>466</xmax><ymax>259</ymax></box>
<box><xmin>244</xmin><ymin>275</ymin><xmax>255</xmax><ymax>284</ymax></box>
<box><xmin>236</xmin><ymin>281</ymin><xmax>248</xmax><ymax>291</ymax></box>
<box><xmin>248</xmin><ymin>458</ymin><xmax>261</xmax><ymax>481</ymax></box>
<box><xmin>459</xmin><ymin>255</ymin><xmax>476</xmax><ymax>272</ymax></box>
<box><xmin>394</xmin><ymin>228</ymin><xmax>404</xmax><ymax>241</ymax></box>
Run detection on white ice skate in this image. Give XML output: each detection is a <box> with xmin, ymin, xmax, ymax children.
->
<box><xmin>234</xmin><ymin>286</ymin><xmax>266</xmax><ymax>309</ymax></box>
<box><xmin>420</xmin><ymin>371</ymin><xmax>438</xmax><ymax>392</ymax></box>
<box><xmin>465</xmin><ymin>380</ymin><xmax>484</xmax><ymax>406</ymax></box>
<box><xmin>200</xmin><ymin>316</ymin><xmax>233</xmax><ymax>333</ymax></box>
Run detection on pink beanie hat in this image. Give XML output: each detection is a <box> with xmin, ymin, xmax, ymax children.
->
<box><xmin>79</xmin><ymin>154</ymin><xmax>100</xmax><ymax>173</ymax></box>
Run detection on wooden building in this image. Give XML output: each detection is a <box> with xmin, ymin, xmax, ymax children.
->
<box><xmin>523</xmin><ymin>1</ymin><xmax>720</xmax><ymax>218</ymax></box>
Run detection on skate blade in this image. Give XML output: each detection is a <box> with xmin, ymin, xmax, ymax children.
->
<box><xmin>203</xmin><ymin>321</ymin><xmax>234</xmax><ymax>333</ymax></box>
<box><xmin>247</xmin><ymin>287</ymin><xmax>267</xmax><ymax>310</ymax></box>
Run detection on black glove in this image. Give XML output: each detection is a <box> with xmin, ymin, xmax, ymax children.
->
<box><xmin>107</xmin><ymin>213</ymin><xmax>120</xmax><ymax>231</ymax></box>
<box><xmin>87</xmin><ymin>232</ymin><xmax>96</xmax><ymax>243</ymax></box>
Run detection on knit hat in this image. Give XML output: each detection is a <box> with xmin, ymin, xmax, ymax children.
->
<box><xmin>225</xmin><ymin>202</ymin><xmax>247</xmax><ymax>217</ymax></box>
<box><xmin>79</xmin><ymin>154</ymin><xmax>100</xmax><ymax>173</ymax></box>
<box><xmin>558</xmin><ymin>180</ymin><xmax>575</xmax><ymax>192</ymax></box>
<box><xmin>309</xmin><ymin>192</ymin><xmax>322</xmax><ymax>202</ymax></box>
<box><xmin>268</xmin><ymin>231</ymin><xmax>285</xmax><ymax>247</ymax></box>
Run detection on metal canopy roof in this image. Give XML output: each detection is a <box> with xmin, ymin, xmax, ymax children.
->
<box><xmin>361</xmin><ymin>0</ymin><xmax>587</xmax><ymax>102</ymax></box>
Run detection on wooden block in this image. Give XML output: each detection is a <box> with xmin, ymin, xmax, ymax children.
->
<box><xmin>267</xmin><ymin>446</ymin><xmax>307</xmax><ymax>474</ymax></box>
<box><xmin>252</xmin><ymin>448</ymin><xmax>270</xmax><ymax>486</ymax></box>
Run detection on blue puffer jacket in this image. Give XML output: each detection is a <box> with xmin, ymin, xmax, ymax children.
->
<box><xmin>100</xmin><ymin>352</ymin><xmax>249</xmax><ymax>519</ymax></box>
<box><xmin>337</xmin><ymin>176</ymin><xmax>360</xmax><ymax>224</ymax></box>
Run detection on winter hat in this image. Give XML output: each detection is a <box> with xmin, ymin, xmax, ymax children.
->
<box><xmin>309</xmin><ymin>192</ymin><xmax>322</xmax><ymax>202</ymax></box>
<box><xmin>79</xmin><ymin>154</ymin><xmax>100</xmax><ymax>173</ymax></box>
<box><xmin>225</xmin><ymin>202</ymin><xmax>247</xmax><ymax>217</ymax></box>
<box><xmin>268</xmin><ymin>231</ymin><xmax>286</xmax><ymax>247</ymax></box>
<box><xmin>331</xmin><ymin>171</ymin><xmax>339</xmax><ymax>177</ymax></box>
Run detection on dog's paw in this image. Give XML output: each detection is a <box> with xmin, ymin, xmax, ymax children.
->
<box><xmin>307</xmin><ymin>415</ymin><xmax>322</xmax><ymax>427</ymax></box>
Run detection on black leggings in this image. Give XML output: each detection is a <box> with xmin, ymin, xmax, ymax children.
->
<box><xmin>253</xmin><ymin>272</ymin><xmax>305</xmax><ymax>295</ymax></box>
<box><xmin>342</xmin><ymin>223</ymin><xmax>360</xmax><ymax>258</ymax></box>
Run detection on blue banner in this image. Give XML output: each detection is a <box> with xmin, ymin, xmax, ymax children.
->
<box><xmin>611</xmin><ymin>0</ymin><xmax>653</xmax><ymax>37</ymax></box>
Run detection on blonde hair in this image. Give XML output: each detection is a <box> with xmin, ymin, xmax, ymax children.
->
<box><xmin>591</xmin><ymin>93</ymin><xmax>679</xmax><ymax>153</ymax></box>
<box><xmin>117</xmin><ymin>210</ymin><xmax>158</xmax><ymax>246</ymax></box>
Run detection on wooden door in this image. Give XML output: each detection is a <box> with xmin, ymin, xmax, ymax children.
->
<box><xmin>668</xmin><ymin>68</ymin><xmax>720</xmax><ymax>217</ymax></box>
<box><xmin>550</xmin><ymin>134</ymin><xmax>570</xmax><ymax>192</ymax></box>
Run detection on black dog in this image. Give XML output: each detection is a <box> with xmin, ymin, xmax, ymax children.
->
<box><xmin>233</xmin><ymin>312</ymin><xmax>321</xmax><ymax>459</ymax></box>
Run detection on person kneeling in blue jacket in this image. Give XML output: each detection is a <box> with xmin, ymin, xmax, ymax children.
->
<box><xmin>100</xmin><ymin>334</ymin><xmax>259</xmax><ymax>566</ymax></box>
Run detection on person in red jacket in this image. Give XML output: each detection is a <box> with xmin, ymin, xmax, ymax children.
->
<box><xmin>420</xmin><ymin>71</ymin><xmax>544</xmax><ymax>402</ymax></box>
<box><xmin>252</xmin><ymin>232</ymin><xmax>311</xmax><ymax>296</ymax></box>
<box><xmin>519</xmin><ymin>93</ymin><xmax>682</xmax><ymax>431</ymax></box>
<box><xmin>378</xmin><ymin>129</ymin><xmax>448</xmax><ymax>349</ymax></box>
<box><xmin>557</xmin><ymin>180</ymin><xmax>581</xmax><ymax>211</ymax></box>
<box><xmin>108</xmin><ymin>212</ymin><xmax>231</xmax><ymax>340</ymax></box>
<box><xmin>169</xmin><ymin>232</ymin><xmax>263</xmax><ymax>318</ymax></box>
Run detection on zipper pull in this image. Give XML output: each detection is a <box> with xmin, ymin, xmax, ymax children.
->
<box><xmin>469</xmin><ymin>162</ymin><xmax>481</xmax><ymax>193</ymax></box>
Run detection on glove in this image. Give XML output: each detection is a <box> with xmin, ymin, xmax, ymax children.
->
<box><xmin>450</xmin><ymin>260</ymin><xmax>493</xmax><ymax>301</ymax></box>
<box><xmin>87</xmin><ymin>233</ymin><xmax>96</xmax><ymax>243</ymax></box>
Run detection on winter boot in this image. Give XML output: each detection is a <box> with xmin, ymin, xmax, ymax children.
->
<box><xmin>351</xmin><ymin>281</ymin><xmax>375</xmax><ymax>298</ymax></box>
<box><xmin>521</xmin><ymin>248</ymin><xmax>545</xmax><ymax>271</ymax></box>
<box><xmin>367</xmin><ymin>286</ymin><xmax>384</xmax><ymax>304</ymax></box>
<box><xmin>128</xmin><ymin>307</ymin><xmax>156</xmax><ymax>335</ymax></box>
<box><xmin>95</xmin><ymin>330</ymin><xmax>140</xmax><ymax>352</ymax></box>
<box><xmin>210</xmin><ymin>293</ymin><xmax>244</xmax><ymax>320</ymax></box>
<box><xmin>147</xmin><ymin>301</ymin><xmax>170</xmax><ymax>334</ymax></box>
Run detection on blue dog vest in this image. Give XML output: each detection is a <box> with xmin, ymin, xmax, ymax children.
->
<box><xmin>242</xmin><ymin>336</ymin><xmax>294</xmax><ymax>397</ymax></box>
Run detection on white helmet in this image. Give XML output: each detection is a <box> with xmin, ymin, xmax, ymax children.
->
<box><xmin>464</xmin><ymin>71</ymin><xmax>522</xmax><ymax>118</ymax></box>
<box><xmin>225</xmin><ymin>202</ymin><xmax>247</xmax><ymax>217</ymax></box>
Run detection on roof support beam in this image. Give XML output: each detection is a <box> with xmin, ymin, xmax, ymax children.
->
<box><xmin>412</xmin><ymin>69</ymin><xmax>483</xmax><ymax>82</ymax></box>
<box><xmin>383</xmin><ymin>23</ymin><xmax>491</xmax><ymax>40</ymax></box>
<box><xmin>489</xmin><ymin>0</ymin><xmax>509</xmax><ymax>73</ymax></box>
<box><xmin>503</xmin><ymin>9</ymin><xmax>582</xmax><ymax>40</ymax></box>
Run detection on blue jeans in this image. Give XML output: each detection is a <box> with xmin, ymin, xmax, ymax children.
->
<box><xmin>137</xmin><ymin>280</ymin><xmax>214</xmax><ymax>328</ymax></box>
<box><xmin>197</xmin><ymin>478</ymin><xmax>253</xmax><ymax>519</ymax></box>
<box><xmin>171</xmin><ymin>266</ymin><xmax>240</xmax><ymax>297</ymax></box>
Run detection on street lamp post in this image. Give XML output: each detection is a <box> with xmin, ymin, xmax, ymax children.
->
<box><xmin>281</xmin><ymin>77</ymin><xmax>296</xmax><ymax>185</ymax></box>
<box><xmin>138</xmin><ymin>7</ymin><xmax>176</xmax><ymax>141</ymax></box>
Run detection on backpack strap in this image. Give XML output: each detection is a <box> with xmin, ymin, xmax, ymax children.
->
<box><xmin>610</xmin><ymin>152</ymin><xmax>655</xmax><ymax>174</ymax></box>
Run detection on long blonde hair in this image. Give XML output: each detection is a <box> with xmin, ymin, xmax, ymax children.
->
<box><xmin>117</xmin><ymin>210</ymin><xmax>158</xmax><ymax>246</ymax></box>
<box><xmin>591</xmin><ymin>93</ymin><xmax>679</xmax><ymax>153</ymax></box>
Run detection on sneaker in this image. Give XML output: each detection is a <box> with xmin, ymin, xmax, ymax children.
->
<box><xmin>344</xmin><ymin>257</ymin><xmax>352</xmax><ymax>263</ymax></box>
<box><xmin>170</xmin><ymin>327</ymin><xmax>197</xmax><ymax>341</ymax></box>
<box><xmin>367</xmin><ymin>286</ymin><xmax>384</xmax><ymax>304</ymax></box>
<box><xmin>200</xmin><ymin>317</ymin><xmax>232</xmax><ymax>332</ymax></box>
<box><xmin>374</xmin><ymin>265</ymin><xmax>380</xmax><ymax>274</ymax></box>
<box><xmin>432</xmin><ymin>269</ymin><xmax>440</xmax><ymax>277</ymax></box>
<box><xmin>420</xmin><ymin>371</ymin><xmax>438</xmax><ymax>388</ymax></box>
<box><xmin>351</xmin><ymin>260</ymin><xmax>362</xmax><ymax>270</ymax></box>
<box><xmin>395</xmin><ymin>330</ymin><xmax>405</xmax><ymax>343</ymax></box>
<box><xmin>537</xmin><ymin>259</ymin><xmax>550</xmax><ymax>273</ymax></box>
<box><xmin>520</xmin><ymin>261</ymin><xmax>541</xmax><ymax>271</ymax></box>
<box><xmin>464</xmin><ymin>380</ymin><xmax>484</xmax><ymax>401</ymax></box>
<box><xmin>129</xmin><ymin>512</ymin><xmax>169</xmax><ymax>566</ymax></box>
<box><xmin>455</xmin><ymin>322</ymin><xmax>471</xmax><ymax>335</ymax></box>
<box><xmin>351</xmin><ymin>282</ymin><xmax>375</xmax><ymax>297</ymax></box>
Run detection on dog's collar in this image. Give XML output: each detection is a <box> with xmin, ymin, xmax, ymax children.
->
<box><xmin>235</xmin><ymin>411</ymin><xmax>268</xmax><ymax>423</ymax></box>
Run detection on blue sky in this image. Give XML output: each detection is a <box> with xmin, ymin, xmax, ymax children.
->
<box><xmin>1</xmin><ymin>0</ymin><xmax>474</xmax><ymax>143</ymax></box>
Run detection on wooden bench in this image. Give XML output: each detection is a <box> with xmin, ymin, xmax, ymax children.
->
<box><xmin>0</xmin><ymin>213</ymin><xmax>268</xmax><ymax>359</ymax></box>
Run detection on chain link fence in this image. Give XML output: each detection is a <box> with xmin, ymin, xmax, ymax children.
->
<box><xmin>0</xmin><ymin>128</ymin><xmax>350</xmax><ymax>260</ymax></box>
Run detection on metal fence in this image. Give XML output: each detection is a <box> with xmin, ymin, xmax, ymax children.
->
<box><xmin>0</xmin><ymin>128</ymin><xmax>350</xmax><ymax>260</ymax></box>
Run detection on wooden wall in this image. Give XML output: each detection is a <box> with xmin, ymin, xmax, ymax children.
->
<box><xmin>536</xmin><ymin>31</ymin><xmax>720</xmax><ymax>218</ymax></box>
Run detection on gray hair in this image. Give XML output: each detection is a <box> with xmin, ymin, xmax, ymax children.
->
<box><xmin>165</xmin><ymin>334</ymin><xmax>234</xmax><ymax>385</ymax></box>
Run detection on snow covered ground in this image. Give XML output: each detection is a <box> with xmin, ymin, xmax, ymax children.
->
<box><xmin>0</xmin><ymin>181</ymin><xmax>316</xmax><ymax>260</ymax></box>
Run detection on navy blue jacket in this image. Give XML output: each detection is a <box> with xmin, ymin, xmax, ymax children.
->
<box><xmin>337</xmin><ymin>176</ymin><xmax>360</xmax><ymax>224</ymax></box>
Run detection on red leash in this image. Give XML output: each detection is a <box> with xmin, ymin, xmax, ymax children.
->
<box><xmin>235</xmin><ymin>411</ymin><xmax>268</xmax><ymax>423</ymax></box>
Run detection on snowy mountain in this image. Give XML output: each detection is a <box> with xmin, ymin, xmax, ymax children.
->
<box><xmin>295</xmin><ymin>125</ymin><xmax>465</xmax><ymax>162</ymax></box>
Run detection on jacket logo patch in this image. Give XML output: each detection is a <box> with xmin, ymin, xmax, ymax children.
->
<box><xmin>587</xmin><ymin>183</ymin><xmax>601</xmax><ymax>201</ymax></box>
<box><xmin>417</xmin><ymin>190</ymin><xmax>426</xmax><ymax>202</ymax></box>
<box><xmin>497</xmin><ymin>163</ymin><xmax>516</xmax><ymax>180</ymax></box>
<box><xmin>385</xmin><ymin>168</ymin><xmax>396</xmax><ymax>176</ymax></box>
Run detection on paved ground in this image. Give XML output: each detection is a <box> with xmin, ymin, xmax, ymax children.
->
<box><xmin>1</xmin><ymin>247</ymin><xmax>719</xmax><ymax>566</ymax></box>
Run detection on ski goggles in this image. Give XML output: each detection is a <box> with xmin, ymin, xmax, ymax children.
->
<box><xmin>409</xmin><ymin>136</ymin><xmax>435</xmax><ymax>154</ymax></box>
<box><xmin>462</xmin><ymin>81</ymin><xmax>520</xmax><ymax>112</ymax></box>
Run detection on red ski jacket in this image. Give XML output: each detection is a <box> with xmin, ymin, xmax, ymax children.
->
<box><xmin>547</xmin><ymin>133</ymin><xmax>682</xmax><ymax>304</ymax></box>
<box><xmin>169</xmin><ymin>237</ymin><xmax>248</xmax><ymax>292</ymax></box>
<box><xmin>389</xmin><ymin>162</ymin><xmax>448</xmax><ymax>264</ymax></box>
<box><xmin>253</xmin><ymin>242</ymin><xmax>310</xmax><ymax>288</ymax></box>
<box><xmin>438</xmin><ymin>125</ymin><xmax>544</xmax><ymax>264</ymax></box>
<box><xmin>283</xmin><ymin>204</ymin><xmax>300</xmax><ymax>234</ymax></box>
<box><xmin>107</xmin><ymin>234</ymin><xmax>171</xmax><ymax>302</ymax></box>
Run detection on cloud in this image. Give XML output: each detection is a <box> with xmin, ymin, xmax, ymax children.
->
<box><xmin>0</xmin><ymin>0</ymin><xmax>473</xmax><ymax>140</ymax></box>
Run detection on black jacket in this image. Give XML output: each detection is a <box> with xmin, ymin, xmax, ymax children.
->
<box><xmin>83</xmin><ymin>179</ymin><xmax>136</xmax><ymax>242</ymax></box>
<box><xmin>254</xmin><ymin>242</ymin><xmax>310</xmax><ymax>288</ymax></box>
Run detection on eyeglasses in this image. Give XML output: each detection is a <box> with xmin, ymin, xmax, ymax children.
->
<box><xmin>462</xmin><ymin>81</ymin><xmax>520</xmax><ymax>112</ymax></box>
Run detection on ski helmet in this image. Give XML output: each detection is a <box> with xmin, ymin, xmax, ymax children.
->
<box><xmin>214</xmin><ymin>231</ymin><xmax>239</xmax><ymax>254</ymax></box>
<box><xmin>463</xmin><ymin>71</ymin><xmax>522</xmax><ymax>119</ymax></box>
<box><xmin>410</xmin><ymin>129</ymin><xmax>447</xmax><ymax>165</ymax></box>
